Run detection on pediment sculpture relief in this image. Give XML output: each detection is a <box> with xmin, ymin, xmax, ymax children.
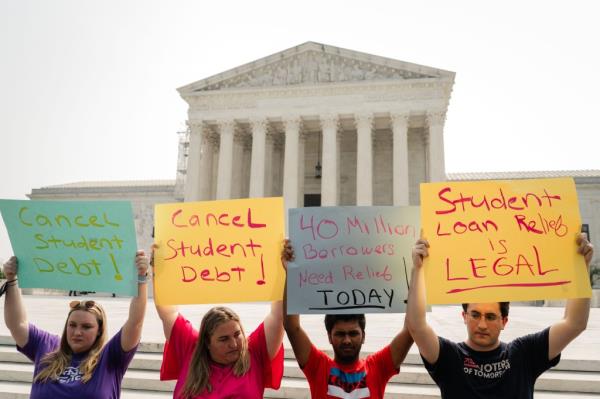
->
<box><xmin>199</xmin><ymin>51</ymin><xmax>436</xmax><ymax>91</ymax></box>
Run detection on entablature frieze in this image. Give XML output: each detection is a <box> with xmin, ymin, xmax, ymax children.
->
<box><xmin>191</xmin><ymin>112</ymin><xmax>439</xmax><ymax>133</ymax></box>
<box><xmin>182</xmin><ymin>79</ymin><xmax>454</xmax><ymax>112</ymax></box>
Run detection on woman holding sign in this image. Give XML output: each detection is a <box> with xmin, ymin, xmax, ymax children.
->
<box><xmin>153</xmin><ymin>262</ymin><xmax>285</xmax><ymax>398</ymax></box>
<box><xmin>1</xmin><ymin>251</ymin><xmax>149</xmax><ymax>399</ymax></box>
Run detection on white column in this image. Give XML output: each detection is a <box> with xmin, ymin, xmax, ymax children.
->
<box><xmin>183</xmin><ymin>123</ymin><xmax>203</xmax><ymax>202</ymax></box>
<box><xmin>209</xmin><ymin>139</ymin><xmax>219</xmax><ymax>198</ymax></box>
<box><xmin>249</xmin><ymin>119</ymin><xmax>267</xmax><ymax>198</ymax></box>
<box><xmin>216</xmin><ymin>120</ymin><xmax>235</xmax><ymax>199</ymax></box>
<box><xmin>283</xmin><ymin>117</ymin><xmax>301</xmax><ymax>210</ymax></box>
<box><xmin>298</xmin><ymin>132</ymin><xmax>306</xmax><ymax>206</ymax></box>
<box><xmin>264</xmin><ymin>132</ymin><xmax>275</xmax><ymax>197</ymax></box>
<box><xmin>240</xmin><ymin>135</ymin><xmax>252</xmax><ymax>198</ymax></box>
<box><xmin>231</xmin><ymin>131</ymin><xmax>245</xmax><ymax>199</ymax></box>
<box><xmin>355</xmin><ymin>113</ymin><xmax>373</xmax><ymax>205</ymax></box>
<box><xmin>391</xmin><ymin>113</ymin><xmax>410</xmax><ymax>205</ymax></box>
<box><xmin>273</xmin><ymin>135</ymin><xmax>285</xmax><ymax>196</ymax></box>
<box><xmin>198</xmin><ymin>128</ymin><xmax>215</xmax><ymax>200</ymax></box>
<box><xmin>321</xmin><ymin>114</ymin><xmax>339</xmax><ymax>206</ymax></box>
<box><xmin>426</xmin><ymin>111</ymin><xmax>446</xmax><ymax>182</ymax></box>
<box><xmin>336</xmin><ymin>129</ymin><xmax>342</xmax><ymax>205</ymax></box>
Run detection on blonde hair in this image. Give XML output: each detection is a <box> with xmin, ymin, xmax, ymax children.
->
<box><xmin>34</xmin><ymin>301</ymin><xmax>107</xmax><ymax>384</ymax></box>
<box><xmin>181</xmin><ymin>307</ymin><xmax>250</xmax><ymax>398</ymax></box>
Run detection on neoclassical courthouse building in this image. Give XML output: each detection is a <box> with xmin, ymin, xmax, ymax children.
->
<box><xmin>29</xmin><ymin>42</ymin><xmax>600</xmax><ymax>283</ymax></box>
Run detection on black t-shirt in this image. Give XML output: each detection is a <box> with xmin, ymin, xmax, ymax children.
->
<box><xmin>422</xmin><ymin>328</ymin><xmax>560</xmax><ymax>399</ymax></box>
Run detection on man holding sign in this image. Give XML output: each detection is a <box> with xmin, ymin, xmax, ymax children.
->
<box><xmin>283</xmin><ymin>241</ymin><xmax>413</xmax><ymax>399</ymax></box>
<box><xmin>409</xmin><ymin>178</ymin><xmax>594</xmax><ymax>398</ymax></box>
<box><xmin>407</xmin><ymin>233</ymin><xmax>593</xmax><ymax>398</ymax></box>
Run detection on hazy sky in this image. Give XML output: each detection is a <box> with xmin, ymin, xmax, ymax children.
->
<box><xmin>1</xmin><ymin>0</ymin><xmax>599</xmax><ymax>260</ymax></box>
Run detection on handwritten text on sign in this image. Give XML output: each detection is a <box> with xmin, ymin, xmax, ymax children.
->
<box><xmin>287</xmin><ymin>206</ymin><xmax>420</xmax><ymax>314</ymax></box>
<box><xmin>153</xmin><ymin>198</ymin><xmax>285</xmax><ymax>305</ymax></box>
<box><xmin>0</xmin><ymin>200</ymin><xmax>138</xmax><ymax>296</ymax></box>
<box><xmin>420</xmin><ymin>178</ymin><xmax>591</xmax><ymax>304</ymax></box>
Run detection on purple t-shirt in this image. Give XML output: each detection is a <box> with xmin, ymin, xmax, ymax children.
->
<box><xmin>17</xmin><ymin>324</ymin><xmax>137</xmax><ymax>399</ymax></box>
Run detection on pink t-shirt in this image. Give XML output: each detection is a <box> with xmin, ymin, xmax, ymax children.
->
<box><xmin>302</xmin><ymin>344</ymin><xmax>399</xmax><ymax>399</ymax></box>
<box><xmin>160</xmin><ymin>314</ymin><xmax>283</xmax><ymax>399</ymax></box>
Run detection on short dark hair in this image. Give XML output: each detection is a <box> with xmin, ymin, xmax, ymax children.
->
<box><xmin>324</xmin><ymin>314</ymin><xmax>366</xmax><ymax>335</ymax></box>
<box><xmin>462</xmin><ymin>302</ymin><xmax>510</xmax><ymax>318</ymax></box>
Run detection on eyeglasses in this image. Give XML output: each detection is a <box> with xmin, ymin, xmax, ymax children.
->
<box><xmin>467</xmin><ymin>311</ymin><xmax>502</xmax><ymax>322</ymax></box>
<box><xmin>69</xmin><ymin>300</ymin><xmax>96</xmax><ymax>310</ymax></box>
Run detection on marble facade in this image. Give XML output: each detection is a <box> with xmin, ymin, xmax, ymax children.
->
<box><xmin>177</xmin><ymin>42</ymin><xmax>455</xmax><ymax>212</ymax></box>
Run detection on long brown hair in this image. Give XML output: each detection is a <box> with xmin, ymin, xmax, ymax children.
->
<box><xmin>181</xmin><ymin>307</ymin><xmax>250</xmax><ymax>398</ymax></box>
<box><xmin>34</xmin><ymin>300</ymin><xmax>108</xmax><ymax>384</ymax></box>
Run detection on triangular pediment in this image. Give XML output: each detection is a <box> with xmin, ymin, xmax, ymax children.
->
<box><xmin>179</xmin><ymin>42</ymin><xmax>454</xmax><ymax>93</ymax></box>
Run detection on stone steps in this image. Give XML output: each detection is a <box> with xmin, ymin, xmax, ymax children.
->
<box><xmin>265</xmin><ymin>377</ymin><xmax>600</xmax><ymax>399</ymax></box>
<box><xmin>0</xmin><ymin>381</ymin><xmax>173</xmax><ymax>399</ymax></box>
<box><xmin>0</xmin><ymin>338</ymin><xmax>599</xmax><ymax>398</ymax></box>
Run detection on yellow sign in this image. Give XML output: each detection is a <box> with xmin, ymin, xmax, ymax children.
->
<box><xmin>153</xmin><ymin>198</ymin><xmax>285</xmax><ymax>305</ymax></box>
<box><xmin>420</xmin><ymin>178</ymin><xmax>591</xmax><ymax>304</ymax></box>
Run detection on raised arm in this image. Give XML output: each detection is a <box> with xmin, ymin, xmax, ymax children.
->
<box><xmin>155</xmin><ymin>303</ymin><xmax>178</xmax><ymax>340</ymax></box>
<box><xmin>548</xmin><ymin>233</ymin><xmax>593</xmax><ymax>359</ymax></box>
<box><xmin>2</xmin><ymin>256</ymin><xmax>28</xmax><ymax>347</ymax></box>
<box><xmin>282</xmin><ymin>239</ymin><xmax>313</xmax><ymax>368</ymax></box>
<box><xmin>121</xmin><ymin>250</ymin><xmax>149</xmax><ymax>352</ymax></box>
<box><xmin>389</xmin><ymin>317</ymin><xmax>414</xmax><ymax>368</ymax></box>
<box><xmin>261</xmin><ymin>240</ymin><xmax>287</xmax><ymax>358</ymax></box>
<box><xmin>406</xmin><ymin>239</ymin><xmax>440</xmax><ymax>364</ymax></box>
<box><xmin>264</xmin><ymin>297</ymin><xmax>285</xmax><ymax>359</ymax></box>
<box><xmin>150</xmin><ymin>247</ymin><xmax>178</xmax><ymax>340</ymax></box>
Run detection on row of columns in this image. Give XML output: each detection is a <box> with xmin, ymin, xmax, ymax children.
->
<box><xmin>185</xmin><ymin>111</ymin><xmax>446</xmax><ymax>207</ymax></box>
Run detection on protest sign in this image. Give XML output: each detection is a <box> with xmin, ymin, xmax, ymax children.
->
<box><xmin>0</xmin><ymin>200</ymin><xmax>138</xmax><ymax>296</ymax></box>
<box><xmin>420</xmin><ymin>178</ymin><xmax>592</xmax><ymax>304</ymax></box>
<box><xmin>287</xmin><ymin>206</ymin><xmax>420</xmax><ymax>314</ymax></box>
<box><xmin>153</xmin><ymin>197</ymin><xmax>285</xmax><ymax>305</ymax></box>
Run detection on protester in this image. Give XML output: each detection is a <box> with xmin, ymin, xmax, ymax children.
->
<box><xmin>2</xmin><ymin>251</ymin><xmax>149</xmax><ymax>399</ymax></box>
<box><xmin>154</xmin><ymin>252</ymin><xmax>285</xmax><ymax>398</ymax></box>
<box><xmin>406</xmin><ymin>233</ymin><xmax>593</xmax><ymax>398</ymax></box>
<box><xmin>282</xmin><ymin>240</ymin><xmax>413</xmax><ymax>399</ymax></box>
